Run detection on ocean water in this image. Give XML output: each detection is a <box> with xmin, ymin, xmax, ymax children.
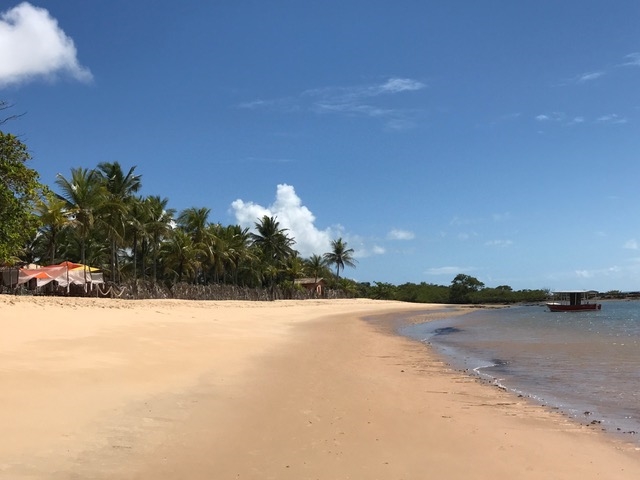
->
<box><xmin>400</xmin><ymin>301</ymin><xmax>640</xmax><ymax>442</ymax></box>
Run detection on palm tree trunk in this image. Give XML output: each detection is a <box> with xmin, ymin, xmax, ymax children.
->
<box><xmin>111</xmin><ymin>238</ymin><xmax>117</xmax><ymax>283</ymax></box>
<box><xmin>152</xmin><ymin>234</ymin><xmax>158</xmax><ymax>284</ymax></box>
<box><xmin>132</xmin><ymin>231</ymin><xmax>138</xmax><ymax>297</ymax></box>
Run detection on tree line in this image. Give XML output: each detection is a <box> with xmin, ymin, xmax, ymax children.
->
<box><xmin>0</xmin><ymin>128</ymin><xmax>358</xmax><ymax>296</ymax></box>
<box><xmin>356</xmin><ymin>274</ymin><xmax>549</xmax><ymax>304</ymax></box>
<box><xmin>1</xmin><ymin>115</ymin><xmax>547</xmax><ymax>304</ymax></box>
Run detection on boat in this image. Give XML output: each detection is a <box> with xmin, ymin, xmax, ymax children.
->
<box><xmin>546</xmin><ymin>290</ymin><xmax>602</xmax><ymax>312</ymax></box>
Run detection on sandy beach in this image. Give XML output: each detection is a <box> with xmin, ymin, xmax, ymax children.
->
<box><xmin>1</xmin><ymin>296</ymin><xmax>639</xmax><ymax>479</ymax></box>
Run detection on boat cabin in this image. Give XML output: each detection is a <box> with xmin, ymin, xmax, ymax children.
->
<box><xmin>547</xmin><ymin>290</ymin><xmax>601</xmax><ymax>312</ymax></box>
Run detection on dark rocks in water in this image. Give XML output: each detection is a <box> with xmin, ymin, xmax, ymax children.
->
<box><xmin>433</xmin><ymin>326</ymin><xmax>462</xmax><ymax>336</ymax></box>
<box><xmin>491</xmin><ymin>358</ymin><xmax>509</xmax><ymax>367</ymax></box>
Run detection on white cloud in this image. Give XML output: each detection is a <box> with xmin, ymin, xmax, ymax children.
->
<box><xmin>597</xmin><ymin>114</ymin><xmax>627</xmax><ymax>124</ymax></box>
<box><xmin>230</xmin><ymin>184</ymin><xmax>335</xmax><ymax>257</ymax></box>
<box><xmin>577</xmin><ymin>71</ymin><xmax>605</xmax><ymax>83</ymax></box>
<box><xmin>387</xmin><ymin>229</ymin><xmax>415</xmax><ymax>240</ymax></box>
<box><xmin>305</xmin><ymin>77</ymin><xmax>426</xmax><ymax>101</ymax></box>
<box><xmin>425</xmin><ymin>266</ymin><xmax>471</xmax><ymax>276</ymax></box>
<box><xmin>535</xmin><ymin>111</ymin><xmax>627</xmax><ymax>127</ymax></box>
<box><xmin>535</xmin><ymin>112</ymin><xmax>564</xmax><ymax>122</ymax></box>
<box><xmin>624</xmin><ymin>239</ymin><xmax>638</xmax><ymax>250</ymax></box>
<box><xmin>378</xmin><ymin>78</ymin><xmax>426</xmax><ymax>93</ymax></box>
<box><xmin>237</xmin><ymin>99</ymin><xmax>270</xmax><ymax>109</ymax></box>
<box><xmin>354</xmin><ymin>243</ymin><xmax>385</xmax><ymax>258</ymax></box>
<box><xmin>449</xmin><ymin>215</ymin><xmax>481</xmax><ymax>226</ymax></box>
<box><xmin>575</xmin><ymin>266</ymin><xmax>622</xmax><ymax>279</ymax></box>
<box><xmin>238</xmin><ymin>77</ymin><xmax>426</xmax><ymax>129</ymax></box>
<box><xmin>556</xmin><ymin>71</ymin><xmax>605</xmax><ymax>87</ymax></box>
<box><xmin>308</xmin><ymin>78</ymin><xmax>424</xmax><ymax>127</ymax></box>
<box><xmin>492</xmin><ymin>212</ymin><xmax>511</xmax><ymax>222</ymax></box>
<box><xmin>575</xmin><ymin>269</ymin><xmax>594</xmax><ymax>278</ymax></box>
<box><xmin>0</xmin><ymin>2</ymin><xmax>92</xmax><ymax>87</ymax></box>
<box><xmin>485</xmin><ymin>239</ymin><xmax>513</xmax><ymax>247</ymax></box>
<box><xmin>621</xmin><ymin>52</ymin><xmax>640</xmax><ymax>67</ymax></box>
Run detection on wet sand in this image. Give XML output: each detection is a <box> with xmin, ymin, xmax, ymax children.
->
<box><xmin>1</xmin><ymin>296</ymin><xmax>639</xmax><ymax>479</ymax></box>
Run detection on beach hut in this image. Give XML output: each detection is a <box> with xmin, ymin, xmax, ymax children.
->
<box><xmin>294</xmin><ymin>278</ymin><xmax>326</xmax><ymax>296</ymax></box>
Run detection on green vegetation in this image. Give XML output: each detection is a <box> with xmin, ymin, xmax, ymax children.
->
<box><xmin>30</xmin><ymin>160</ymin><xmax>360</xmax><ymax>294</ymax></box>
<box><xmin>323</xmin><ymin>238</ymin><xmax>357</xmax><ymax>278</ymax></box>
<box><xmin>0</xmin><ymin>131</ymin><xmax>45</xmax><ymax>264</ymax></box>
<box><xmin>356</xmin><ymin>276</ymin><xmax>548</xmax><ymax>305</ymax></box>
<box><xmin>0</xmin><ymin>115</ymin><xmax>548</xmax><ymax>303</ymax></box>
<box><xmin>0</xmin><ymin>122</ymin><xmax>358</xmax><ymax>295</ymax></box>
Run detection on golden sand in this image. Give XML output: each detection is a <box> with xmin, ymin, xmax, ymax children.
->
<box><xmin>1</xmin><ymin>296</ymin><xmax>638</xmax><ymax>479</ymax></box>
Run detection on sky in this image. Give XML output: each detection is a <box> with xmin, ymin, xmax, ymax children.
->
<box><xmin>2</xmin><ymin>1</ymin><xmax>640</xmax><ymax>292</ymax></box>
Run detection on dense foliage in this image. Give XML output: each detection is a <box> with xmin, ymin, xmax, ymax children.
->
<box><xmin>0</xmin><ymin>131</ymin><xmax>45</xmax><ymax>264</ymax></box>
<box><xmin>1</xmin><ymin>154</ymin><xmax>550</xmax><ymax>303</ymax></box>
<box><xmin>1</xmin><ymin>118</ymin><xmax>548</xmax><ymax>303</ymax></box>
<box><xmin>356</xmin><ymin>277</ymin><xmax>548</xmax><ymax>304</ymax></box>
<box><xmin>2</xmin><ymin>153</ymin><xmax>356</xmax><ymax>296</ymax></box>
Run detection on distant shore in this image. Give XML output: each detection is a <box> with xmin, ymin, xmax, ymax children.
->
<box><xmin>1</xmin><ymin>296</ymin><xmax>639</xmax><ymax>479</ymax></box>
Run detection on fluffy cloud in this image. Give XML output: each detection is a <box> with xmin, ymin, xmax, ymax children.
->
<box><xmin>0</xmin><ymin>2</ymin><xmax>92</xmax><ymax>86</ymax></box>
<box><xmin>230</xmin><ymin>184</ymin><xmax>335</xmax><ymax>257</ymax></box>
<box><xmin>624</xmin><ymin>239</ymin><xmax>638</xmax><ymax>250</ymax></box>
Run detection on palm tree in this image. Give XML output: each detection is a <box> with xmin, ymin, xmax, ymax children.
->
<box><xmin>144</xmin><ymin>195</ymin><xmax>175</xmax><ymax>283</ymax></box>
<box><xmin>177</xmin><ymin>207</ymin><xmax>211</xmax><ymax>244</ymax></box>
<box><xmin>323</xmin><ymin>238</ymin><xmax>357</xmax><ymax>279</ymax></box>
<box><xmin>160</xmin><ymin>228</ymin><xmax>203</xmax><ymax>284</ymax></box>
<box><xmin>55</xmin><ymin>168</ymin><xmax>105</xmax><ymax>274</ymax></box>
<box><xmin>125</xmin><ymin>196</ymin><xmax>149</xmax><ymax>284</ymax></box>
<box><xmin>177</xmin><ymin>207</ymin><xmax>212</xmax><ymax>283</ymax></box>
<box><xmin>305</xmin><ymin>253</ymin><xmax>328</xmax><ymax>283</ymax></box>
<box><xmin>201</xmin><ymin>223</ymin><xmax>228</xmax><ymax>284</ymax></box>
<box><xmin>35</xmin><ymin>193</ymin><xmax>73</xmax><ymax>264</ymax></box>
<box><xmin>250</xmin><ymin>216</ymin><xmax>295</xmax><ymax>265</ymax></box>
<box><xmin>96</xmin><ymin>161</ymin><xmax>141</xmax><ymax>282</ymax></box>
<box><xmin>225</xmin><ymin>225</ymin><xmax>256</xmax><ymax>285</ymax></box>
<box><xmin>284</xmin><ymin>254</ymin><xmax>306</xmax><ymax>282</ymax></box>
<box><xmin>250</xmin><ymin>216</ymin><xmax>295</xmax><ymax>296</ymax></box>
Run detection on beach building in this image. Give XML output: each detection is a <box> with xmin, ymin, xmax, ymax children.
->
<box><xmin>294</xmin><ymin>277</ymin><xmax>326</xmax><ymax>297</ymax></box>
<box><xmin>1</xmin><ymin>261</ymin><xmax>104</xmax><ymax>295</ymax></box>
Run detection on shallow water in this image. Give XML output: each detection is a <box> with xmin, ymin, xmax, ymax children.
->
<box><xmin>400</xmin><ymin>301</ymin><xmax>640</xmax><ymax>442</ymax></box>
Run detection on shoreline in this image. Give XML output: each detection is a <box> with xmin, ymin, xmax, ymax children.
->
<box><xmin>2</xmin><ymin>296</ymin><xmax>639</xmax><ymax>478</ymax></box>
<box><xmin>396</xmin><ymin>302</ymin><xmax>640</xmax><ymax>447</ymax></box>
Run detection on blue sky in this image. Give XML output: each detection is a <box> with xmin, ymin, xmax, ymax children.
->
<box><xmin>2</xmin><ymin>1</ymin><xmax>640</xmax><ymax>292</ymax></box>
